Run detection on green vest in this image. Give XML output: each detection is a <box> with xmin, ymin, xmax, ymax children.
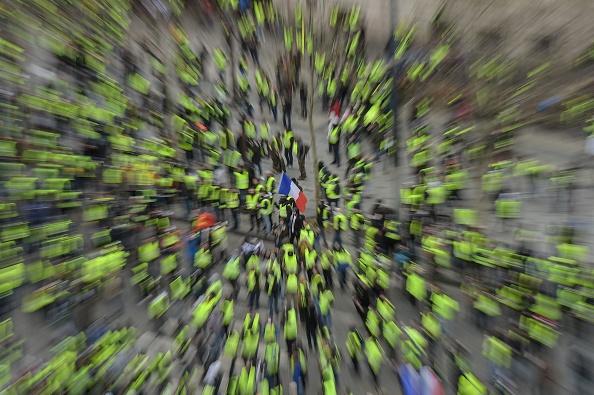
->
<box><xmin>421</xmin><ymin>312</ymin><xmax>441</xmax><ymax>339</ymax></box>
<box><xmin>266</xmin><ymin>176</ymin><xmax>276</xmax><ymax>193</ymax></box>
<box><xmin>264</xmin><ymin>322</ymin><xmax>276</xmax><ymax>344</ymax></box>
<box><xmin>243</xmin><ymin>313</ymin><xmax>260</xmax><ymax>335</ymax></box>
<box><xmin>246</xmin><ymin>193</ymin><xmax>259</xmax><ymax>210</ymax></box>
<box><xmin>222</xmin><ymin>299</ymin><xmax>234</xmax><ymax>326</ymax></box>
<box><xmin>334</xmin><ymin>214</ymin><xmax>348</xmax><ymax>231</ymax></box>
<box><xmin>346</xmin><ymin>330</ymin><xmax>362</xmax><ymax>357</ymax></box>
<box><xmin>235</xmin><ymin>171</ymin><xmax>249</xmax><ymax>190</ymax></box>
<box><xmin>326</xmin><ymin>182</ymin><xmax>340</xmax><ymax>199</ymax></box>
<box><xmin>238</xmin><ymin>366</ymin><xmax>256</xmax><ymax>395</ymax></box>
<box><xmin>304</xmin><ymin>249</ymin><xmax>317</xmax><ymax>269</ymax></box>
<box><xmin>247</xmin><ymin>270</ymin><xmax>259</xmax><ymax>292</ymax></box>
<box><xmin>320</xmin><ymin>251</ymin><xmax>332</xmax><ymax>270</ymax></box>
<box><xmin>148</xmin><ymin>293</ymin><xmax>170</xmax><ymax>319</ymax></box>
<box><xmin>366</xmin><ymin>309</ymin><xmax>381</xmax><ymax>338</ymax></box>
<box><xmin>299</xmin><ymin>283</ymin><xmax>309</xmax><ymax>308</ymax></box>
<box><xmin>319</xmin><ymin>289</ymin><xmax>334</xmax><ymax>315</ymax></box>
<box><xmin>284</xmin><ymin>309</ymin><xmax>297</xmax><ymax>340</ymax></box>
<box><xmin>347</xmin><ymin>142</ymin><xmax>360</xmax><ymax>159</ymax></box>
<box><xmin>279</xmin><ymin>203</ymin><xmax>288</xmax><ymax>218</ymax></box>
<box><xmin>286</xmin><ymin>274</ymin><xmax>298</xmax><ymax>294</ymax></box>
<box><xmin>260</xmin><ymin>123</ymin><xmax>270</xmax><ymax>140</ymax></box>
<box><xmin>227</xmin><ymin>191</ymin><xmax>240</xmax><ymax>208</ymax></box>
<box><xmin>194</xmin><ymin>248</ymin><xmax>212</xmax><ymax>269</ymax></box>
<box><xmin>260</xmin><ymin>198</ymin><xmax>273</xmax><ymax>215</ymax></box>
<box><xmin>365</xmin><ymin>337</ymin><xmax>383</xmax><ymax>373</ymax></box>
<box><xmin>482</xmin><ymin>336</ymin><xmax>511</xmax><ymax>368</ymax></box>
<box><xmin>458</xmin><ymin>373</ymin><xmax>487</xmax><ymax>395</ymax></box>
<box><xmin>329</xmin><ymin>126</ymin><xmax>340</xmax><ymax>144</ymax></box>
<box><xmin>383</xmin><ymin>320</ymin><xmax>402</xmax><ymax>349</ymax></box>
<box><xmin>284</xmin><ymin>27</ymin><xmax>293</xmax><ymax>51</ymax></box>
<box><xmin>265</xmin><ymin>342</ymin><xmax>280</xmax><ymax>375</ymax></box>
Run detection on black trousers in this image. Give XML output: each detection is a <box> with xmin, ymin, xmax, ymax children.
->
<box><xmin>298</xmin><ymin>158</ymin><xmax>306</xmax><ymax>178</ymax></box>
<box><xmin>282</xmin><ymin>107</ymin><xmax>292</xmax><ymax>130</ymax></box>
<box><xmin>301</xmin><ymin>97</ymin><xmax>307</xmax><ymax>118</ymax></box>
<box><xmin>285</xmin><ymin>149</ymin><xmax>293</xmax><ymax>167</ymax></box>
<box><xmin>306</xmin><ymin>326</ymin><xmax>318</xmax><ymax>350</ymax></box>
<box><xmin>331</xmin><ymin>143</ymin><xmax>340</xmax><ymax>166</ymax></box>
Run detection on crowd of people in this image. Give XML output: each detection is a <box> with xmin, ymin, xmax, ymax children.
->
<box><xmin>0</xmin><ymin>0</ymin><xmax>593</xmax><ymax>394</ymax></box>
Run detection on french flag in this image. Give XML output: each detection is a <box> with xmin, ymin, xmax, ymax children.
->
<box><xmin>278</xmin><ymin>172</ymin><xmax>308</xmax><ymax>213</ymax></box>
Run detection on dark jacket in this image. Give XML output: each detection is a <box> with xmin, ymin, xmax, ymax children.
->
<box><xmin>305</xmin><ymin>305</ymin><xmax>319</xmax><ymax>331</ymax></box>
<box><xmin>297</xmin><ymin>143</ymin><xmax>310</xmax><ymax>161</ymax></box>
<box><xmin>289</xmin><ymin>214</ymin><xmax>304</xmax><ymax>236</ymax></box>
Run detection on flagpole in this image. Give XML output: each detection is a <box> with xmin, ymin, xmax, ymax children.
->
<box><xmin>306</xmin><ymin>0</ymin><xmax>320</xmax><ymax>207</ymax></box>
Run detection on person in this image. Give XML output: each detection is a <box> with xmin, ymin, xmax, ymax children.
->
<box><xmin>227</xmin><ymin>188</ymin><xmax>240</xmax><ymax>230</ymax></box>
<box><xmin>365</xmin><ymin>333</ymin><xmax>383</xmax><ymax>388</ymax></box>
<box><xmin>317</xmin><ymin>200</ymin><xmax>330</xmax><ymax>247</ymax></box>
<box><xmin>247</xmin><ymin>267</ymin><xmax>261</xmax><ymax>309</ymax></box>
<box><xmin>335</xmin><ymin>247</ymin><xmax>352</xmax><ymax>290</ymax></box>
<box><xmin>326</xmin><ymin>175</ymin><xmax>341</xmax><ymax>208</ymax></box>
<box><xmin>350</xmin><ymin>208</ymin><xmax>364</xmax><ymax>251</ymax></box>
<box><xmin>329</xmin><ymin>123</ymin><xmax>341</xmax><ymax>166</ymax></box>
<box><xmin>333</xmin><ymin>208</ymin><xmax>347</xmax><ymax>247</ymax></box>
<box><xmin>234</xmin><ymin>166</ymin><xmax>250</xmax><ymax>205</ymax></box>
<box><xmin>300</xmin><ymin>82</ymin><xmax>307</xmax><ymax>118</ymax></box>
<box><xmin>274</xmin><ymin>218</ymin><xmax>288</xmax><ymax>249</ymax></box>
<box><xmin>259</xmin><ymin>119</ymin><xmax>271</xmax><ymax>155</ymax></box>
<box><xmin>285</xmin><ymin>252</ymin><xmax>299</xmax><ymax>308</ymax></box>
<box><xmin>319</xmin><ymin>286</ymin><xmax>334</xmax><ymax>329</ymax></box>
<box><xmin>259</xmin><ymin>192</ymin><xmax>273</xmax><ymax>236</ymax></box>
<box><xmin>256</xmin><ymin>68</ymin><xmax>268</xmax><ymax>112</ymax></box>
<box><xmin>346</xmin><ymin>327</ymin><xmax>363</xmax><ymax>374</ymax></box>
<box><xmin>305</xmin><ymin>301</ymin><xmax>319</xmax><ymax>351</ymax></box>
<box><xmin>266</xmin><ymin>258</ymin><xmax>281</xmax><ymax>317</ymax></box>
<box><xmin>289</xmin><ymin>208</ymin><xmax>303</xmax><ymax>245</ymax></box>
<box><xmin>283</xmin><ymin>129</ymin><xmax>295</xmax><ymax>169</ymax></box>
<box><xmin>320</xmin><ymin>250</ymin><xmax>334</xmax><ymax>291</ymax></box>
<box><xmin>282</xmin><ymin>93</ymin><xmax>292</xmax><ymax>130</ymax></box>
<box><xmin>291</xmin><ymin>349</ymin><xmax>305</xmax><ymax>395</ymax></box>
<box><xmin>283</xmin><ymin>304</ymin><xmax>298</xmax><ymax>354</ymax></box>
<box><xmin>269</xmin><ymin>87</ymin><xmax>278</xmax><ymax>122</ymax></box>
<box><xmin>251</xmin><ymin>140</ymin><xmax>264</xmax><ymax>177</ymax></box>
<box><xmin>270</xmin><ymin>133</ymin><xmax>285</xmax><ymax>174</ymax></box>
<box><xmin>297</xmin><ymin>137</ymin><xmax>309</xmax><ymax>180</ymax></box>
<box><xmin>246</xmin><ymin>188</ymin><xmax>260</xmax><ymax>232</ymax></box>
